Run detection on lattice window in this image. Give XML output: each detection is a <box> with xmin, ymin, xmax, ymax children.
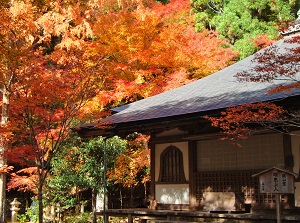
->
<box><xmin>194</xmin><ymin>170</ymin><xmax>294</xmax><ymax>209</ymax></box>
<box><xmin>158</xmin><ymin>145</ymin><xmax>186</xmax><ymax>183</ymax></box>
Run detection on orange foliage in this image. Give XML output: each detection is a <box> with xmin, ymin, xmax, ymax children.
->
<box><xmin>206</xmin><ymin>102</ymin><xmax>287</xmax><ymax>142</ymax></box>
<box><xmin>81</xmin><ymin>0</ymin><xmax>237</xmax><ymax>113</ymax></box>
<box><xmin>107</xmin><ymin>134</ymin><xmax>150</xmax><ymax>187</ymax></box>
<box><xmin>0</xmin><ymin>165</ymin><xmax>13</xmax><ymax>174</ymax></box>
<box><xmin>7</xmin><ymin>167</ymin><xmax>39</xmax><ymax>194</ymax></box>
<box><xmin>7</xmin><ymin>145</ymin><xmax>35</xmax><ymax>167</ymax></box>
<box><xmin>206</xmin><ymin>36</ymin><xmax>300</xmax><ymax>142</ymax></box>
<box><xmin>253</xmin><ymin>34</ymin><xmax>276</xmax><ymax>49</ymax></box>
<box><xmin>0</xmin><ymin>0</ymin><xmax>101</xmax><ymax>200</ymax></box>
<box><xmin>0</xmin><ymin>0</ymin><xmax>236</xmax><ymax>197</ymax></box>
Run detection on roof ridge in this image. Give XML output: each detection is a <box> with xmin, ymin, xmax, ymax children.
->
<box><xmin>280</xmin><ymin>9</ymin><xmax>300</xmax><ymax>36</ymax></box>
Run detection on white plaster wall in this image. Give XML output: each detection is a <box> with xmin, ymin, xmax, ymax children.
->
<box><xmin>291</xmin><ymin>131</ymin><xmax>300</xmax><ymax>206</ymax></box>
<box><xmin>155</xmin><ymin>184</ymin><xmax>189</xmax><ymax>204</ymax></box>
<box><xmin>294</xmin><ymin>182</ymin><xmax>300</xmax><ymax>207</ymax></box>
<box><xmin>96</xmin><ymin>192</ymin><xmax>107</xmax><ymax>211</ymax></box>
<box><xmin>155</xmin><ymin>142</ymin><xmax>189</xmax><ymax>182</ymax></box>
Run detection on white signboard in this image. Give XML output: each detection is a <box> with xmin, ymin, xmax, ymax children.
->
<box><xmin>259</xmin><ymin>170</ymin><xmax>294</xmax><ymax>194</ymax></box>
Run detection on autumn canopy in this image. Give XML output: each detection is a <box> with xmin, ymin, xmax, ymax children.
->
<box><xmin>0</xmin><ymin>0</ymin><xmax>239</xmax><ymax>221</ymax></box>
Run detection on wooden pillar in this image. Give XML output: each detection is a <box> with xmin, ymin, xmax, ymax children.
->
<box><xmin>128</xmin><ymin>213</ymin><xmax>133</xmax><ymax>223</ymax></box>
<box><xmin>276</xmin><ymin>194</ymin><xmax>281</xmax><ymax>223</ymax></box>
<box><xmin>188</xmin><ymin>140</ymin><xmax>197</xmax><ymax>209</ymax></box>
<box><xmin>282</xmin><ymin>134</ymin><xmax>296</xmax><ymax>207</ymax></box>
<box><xmin>283</xmin><ymin>134</ymin><xmax>294</xmax><ymax>171</ymax></box>
<box><xmin>149</xmin><ymin>140</ymin><xmax>156</xmax><ymax>200</ymax></box>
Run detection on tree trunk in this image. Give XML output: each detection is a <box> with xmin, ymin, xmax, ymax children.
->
<box><xmin>119</xmin><ymin>185</ymin><xmax>123</xmax><ymax>209</ymax></box>
<box><xmin>0</xmin><ymin>158</ymin><xmax>7</xmax><ymax>223</ymax></box>
<box><xmin>0</xmin><ymin>86</ymin><xmax>10</xmax><ymax>223</ymax></box>
<box><xmin>38</xmin><ymin>182</ymin><xmax>43</xmax><ymax>223</ymax></box>
<box><xmin>144</xmin><ymin>182</ymin><xmax>147</xmax><ymax>200</ymax></box>
<box><xmin>130</xmin><ymin>185</ymin><xmax>133</xmax><ymax>208</ymax></box>
<box><xmin>92</xmin><ymin>189</ymin><xmax>97</xmax><ymax>223</ymax></box>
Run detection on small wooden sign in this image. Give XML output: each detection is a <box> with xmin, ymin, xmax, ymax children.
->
<box><xmin>253</xmin><ymin>167</ymin><xmax>298</xmax><ymax>194</ymax></box>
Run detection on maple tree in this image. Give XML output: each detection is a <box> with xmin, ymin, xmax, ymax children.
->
<box><xmin>0</xmin><ymin>1</ymin><xmax>38</xmax><ymax>221</ymax></box>
<box><xmin>10</xmin><ymin>57</ymin><xmax>100</xmax><ymax>222</ymax></box>
<box><xmin>205</xmin><ymin>34</ymin><xmax>300</xmax><ymax>143</ymax></box>
<box><xmin>0</xmin><ymin>1</ymin><xmax>100</xmax><ymax>222</ymax></box>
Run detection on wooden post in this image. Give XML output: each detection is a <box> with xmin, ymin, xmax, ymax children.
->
<box><xmin>275</xmin><ymin>194</ymin><xmax>281</xmax><ymax>223</ymax></box>
<box><xmin>128</xmin><ymin>213</ymin><xmax>133</xmax><ymax>223</ymax></box>
<box><xmin>103</xmin><ymin>137</ymin><xmax>107</xmax><ymax>223</ymax></box>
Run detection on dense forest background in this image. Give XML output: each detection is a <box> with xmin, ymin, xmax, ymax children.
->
<box><xmin>0</xmin><ymin>0</ymin><xmax>299</xmax><ymax>222</ymax></box>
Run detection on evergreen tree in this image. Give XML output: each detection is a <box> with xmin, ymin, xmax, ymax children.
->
<box><xmin>191</xmin><ymin>0</ymin><xmax>299</xmax><ymax>58</ymax></box>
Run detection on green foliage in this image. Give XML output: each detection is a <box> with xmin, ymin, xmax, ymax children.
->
<box><xmin>17</xmin><ymin>198</ymin><xmax>38</xmax><ymax>223</ymax></box>
<box><xmin>26</xmin><ymin>205</ymin><xmax>38</xmax><ymax>223</ymax></box>
<box><xmin>190</xmin><ymin>0</ymin><xmax>223</xmax><ymax>29</ymax></box>
<box><xmin>191</xmin><ymin>0</ymin><xmax>297</xmax><ymax>59</ymax></box>
<box><xmin>45</xmin><ymin>135</ymin><xmax>83</xmax><ymax>208</ymax></box>
<box><xmin>64</xmin><ymin>212</ymin><xmax>92</xmax><ymax>223</ymax></box>
<box><xmin>79</xmin><ymin>136</ymin><xmax>127</xmax><ymax>190</ymax></box>
<box><xmin>17</xmin><ymin>213</ymin><xmax>28</xmax><ymax>223</ymax></box>
<box><xmin>156</xmin><ymin>0</ymin><xmax>170</xmax><ymax>5</ymax></box>
<box><xmin>45</xmin><ymin>134</ymin><xmax>127</xmax><ymax>208</ymax></box>
<box><xmin>107</xmin><ymin>216</ymin><xmax>128</xmax><ymax>223</ymax></box>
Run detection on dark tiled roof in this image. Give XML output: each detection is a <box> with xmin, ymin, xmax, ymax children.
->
<box><xmin>82</xmin><ymin>35</ymin><xmax>300</xmax><ymax>129</ymax></box>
